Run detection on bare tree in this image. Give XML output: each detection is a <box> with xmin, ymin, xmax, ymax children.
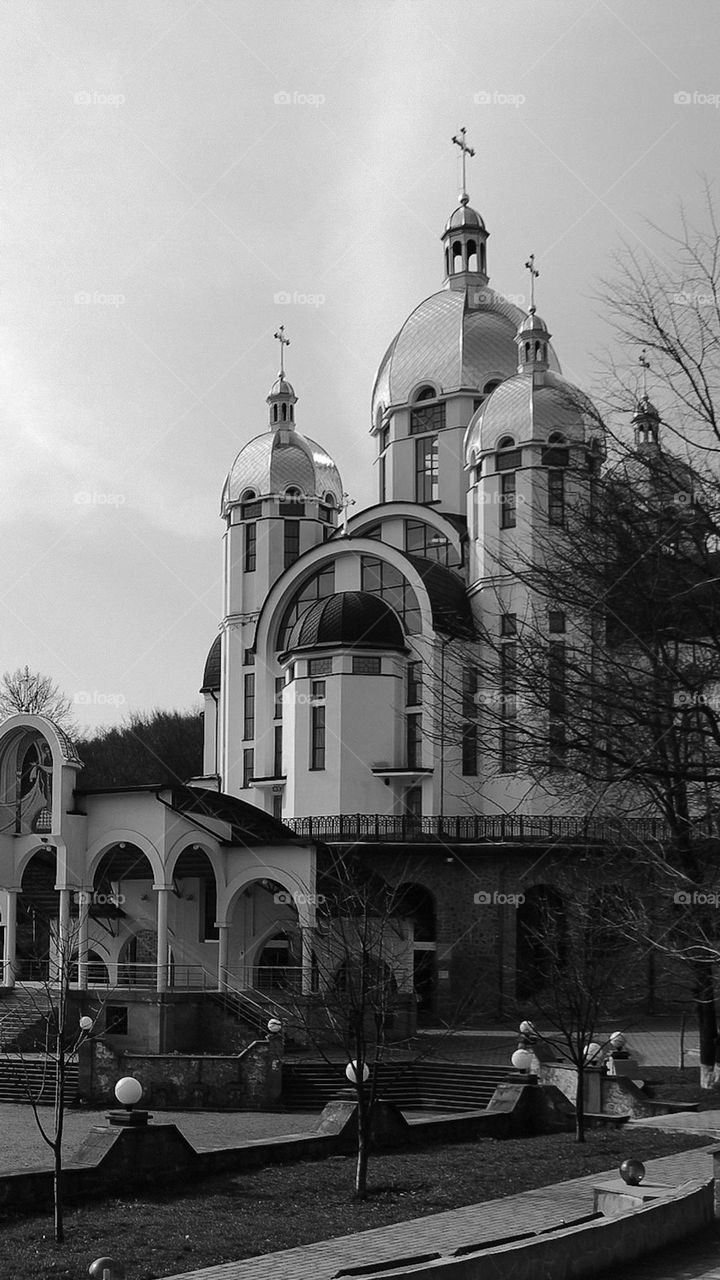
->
<box><xmin>0</xmin><ymin>666</ymin><xmax>76</xmax><ymax>734</ymax></box>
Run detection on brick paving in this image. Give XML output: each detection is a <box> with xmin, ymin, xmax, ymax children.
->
<box><xmin>160</xmin><ymin>1145</ymin><xmax>718</xmax><ymax>1280</ymax></box>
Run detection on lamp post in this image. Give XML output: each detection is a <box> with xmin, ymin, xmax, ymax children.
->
<box><xmin>88</xmin><ymin>1259</ymin><xmax>125</xmax><ymax>1280</ymax></box>
<box><xmin>108</xmin><ymin>1076</ymin><xmax>149</xmax><ymax>1127</ymax></box>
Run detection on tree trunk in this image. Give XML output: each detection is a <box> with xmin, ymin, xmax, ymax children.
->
<box><xmin>693</xmin><ymin>962</ymin><xmax>719</xmax><ymax>1088</ymax></box>
<box><xmin>54</xmin><ymin>1032</ymin><xmax>65</xmax><ymax>1242</ymax></box>
<box><xmin>574</xmin><ymin>1064</ymin><xmax>586</xmax><ymax>1143</ymax></box>
<box><xmin>354</xmin><ymin>1083</ymin><xmax>370</xmax><ymax>1200</ymax></box>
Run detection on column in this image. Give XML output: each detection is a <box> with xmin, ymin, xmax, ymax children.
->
<box><xmin>301</xmin><ymin>925</ymin><xmax>314</xmax><ymax>995</ymax></box>
<box><xmin>156</xmin><ymin>886</ymin><xmax>170</xmax><ymax>993</ymax></box>
<box><xmin>4</xmin><ymin>890</ymin><xmax>17</xmax><ymax>988</ymax></box>
<box><xmin>76</xmin><ymin>895</ymin><xmax>89</xmax><ymax>990</ymax></box>
<box><xmin>217</xmin><ymin>923</ymin><xmax>229</xmax><ymax>992</ymax></box>
<box><xmin>57</xmin><ymin>887</ymin><xmax>71</xmax><ymax>986</ymax></box>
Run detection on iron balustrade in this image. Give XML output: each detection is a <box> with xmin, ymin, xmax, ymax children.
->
<box><xmin>283</xmin><ymin>812</ymin><xmax>701</xmax><ymax>843</ymax></box>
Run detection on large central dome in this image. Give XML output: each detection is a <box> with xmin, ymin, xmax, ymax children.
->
<box><xmin>372</xmin><ymin>288</ymin><xmax>561</xmax><ymax>421</ymax></box>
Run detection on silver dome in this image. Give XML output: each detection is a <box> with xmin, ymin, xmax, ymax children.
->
<box><xmin>444</xmin><ymin>203</ymin><xmax>486</xmax><ymax>233</ymax></box>
<box><xmin>372</xmin><ymin>288</ymin><xmax>561</xmax><ymax>422</ymax></box>
<box><xmin>222</xmin><ymin>429</ymin><xmax>343</xmax><ymax>514</ymax></box>
<box><xmin>465</xmin><ymin>369</ymin><xmax>599</xmax><ymax>460</ymax></box>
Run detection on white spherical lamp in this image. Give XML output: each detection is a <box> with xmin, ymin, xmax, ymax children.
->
<box><xmin>115</xmin><ymin>1076</ymin><xmax>143</xmax><ymax>1109</ymax></box>
<box><xmin>79</xmin><ymin>1016</ymin><xmax>93</xmax><ymax>1032</ymax></box>
<box><xmin>267</xmin><ymin>1018</ymin><xmax>282</xmax><ymax>1034</ymax></box>
<box><xmin>345</xmin><ymin>1060</ymin><xmax>370</xmax><ymax>1084</ymax></box>
<box><xmin>609</xmin><ymin>1031</ymin><xmax>626</xmax><ymax>1049</ymax></box>
<box><xmin>519</xmin><ymin>1020</ymin><xmax>536</xmax><ymax>1036</ymax></box>
<box><xmin>511</xmin><ymin>1048</ymin><xmax>534</xmax><ymax>1071</ymax></box>
<box><xmin>584</xmin><ymin>1042</ymin><xmax>602</xmax><ymax>1064</ymax></box>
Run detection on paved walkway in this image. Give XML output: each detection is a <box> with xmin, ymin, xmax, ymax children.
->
<box><xmin>417</xmin><ymin>1023</ymin><xmax>700</xmax><ymax>1068</ymax></box>
<box><xmin>161</xmin><ymin>1144</ymin><xmax>718</xmax><ymax>1280</ymax></box>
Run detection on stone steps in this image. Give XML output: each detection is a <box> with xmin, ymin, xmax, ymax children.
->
<box><xmin>282</xmin><ymin>1061</ymin><xmax>511</xmax><ymax>1111</ymax></box>
<box><xmin>0</xmin><ymin>1057</ymin><xmax>79</xmax><ymax>1105</ymax></box>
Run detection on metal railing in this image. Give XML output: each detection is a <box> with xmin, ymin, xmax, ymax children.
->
<box><xmin>284</xmin><ymin>812</ymin><xmax>689</xmax><ymax>844</ymax></box>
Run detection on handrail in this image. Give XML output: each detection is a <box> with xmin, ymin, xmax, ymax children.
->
<box><xmin>283</xmin><ymin>812</ymin><xmax>707</xmax><ymax>843</ymax></box>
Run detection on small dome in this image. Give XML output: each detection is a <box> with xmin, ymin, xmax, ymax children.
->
<box><xmin>465</xmin><ymin>369</ymin><xmax>599</xmax><ymax>459</ymax></box>
<box><xmin>631</xmin><ymin>394</ymin><xmax>660</xmax><ymax>424</ymax></box>
<box><xmin>268</xmin><ymin>376</ymin><xmax>296</xmax><ymax>400</ymax></box>
<box><xmin>201</xmin><ymin>635</ymin><xmax>221</xmax><ymax>693</ymax></box>
<box><xmin>444</xmin><ymin>203</ymin><xmax>486</xmax><ymax>233</ymax></box>
<box><xmin>517</xmin><ymin>310</ymin><xmax>550</xmax><ymax>335</ymax></box>
<box><xmin>285</xmin><ymin>591</ymin><xmax>407</xmax><ymax>654</ymax></box>
<box><xmin>222</xmin><ymin>431</ymin><xmax>343</xmax><ymax>514</ymax></box>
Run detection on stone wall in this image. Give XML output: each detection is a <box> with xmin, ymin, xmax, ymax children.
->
<box><xmin>80</xmin><ymin>1035</ymin><xmax>283</xmax><ymax>1109</ymax></box>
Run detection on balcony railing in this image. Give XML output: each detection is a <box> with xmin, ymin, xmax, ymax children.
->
<box><xmin>284</xmin><ymin>812</ymin><xmax>696</xmax><ymax>844</ymax></box>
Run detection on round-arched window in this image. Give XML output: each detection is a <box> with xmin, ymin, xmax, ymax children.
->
<box><xmin>413</xmin><ymin>385</ymin><xmax>437</xmax><ymax>403</ymax></box>
<box><xmin>497</xmin><ymin>436</ymin><xmax>515</xmax><ymax>450</ymax></box>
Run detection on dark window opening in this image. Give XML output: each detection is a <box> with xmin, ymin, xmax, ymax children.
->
<box><xmin>410</xmin><ymin>402</ymin><xmax>446</xmax><ymax>435</ymax></box>
<box><xmin>283</xmin><ymin>519</ymin><xmax>301</xmax><ymax>568</ymax></box>
<box><xmin>244</xmin><ymin>523</ymin><xmax>257</xmax><ymax>572</ymax></box>
<box><xmin>310</xmin><ymin>705</ymin><xmax>326</xmax><ymax>771</ymax></box>
<box><xmin>105</xmin><ymin>1005</ymin><xmax>128</xmax><ymax>1036</ymax></box>
<box><xmin>500</xmin><ymin>473</ymin><xmax>516</xmax><ymax>528</ymax></box>
<box><xmin>548</xmin><ymin>471</ymin><xmax>565</xmax><ymax>526</ymax></box>
<box><xmin>243</xmin><ymin>673</ymin><xmax>255</xmax><ymax>741</ymax></box>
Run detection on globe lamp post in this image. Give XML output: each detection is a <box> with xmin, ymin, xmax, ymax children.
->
<box><xmin>267</xmin><ymin>1018</ymin><xmax>282</xmax><ymax>1036</ymax></box>
<box><xmin>88</xmin><ymin>1258</ymin><xmax>125</xmax><ymax>1280</ymax></box>
<box><xmin>108</xmin><ymin>1076</ymin><xmax>148</xmax><ymax>1127</ymax></box>
<box><xmin>346</xmin><ymin>1060</ymin><xmax>370</xmax><ymax>1086</ymax></box>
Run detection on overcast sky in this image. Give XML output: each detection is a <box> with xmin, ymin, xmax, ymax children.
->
<box><xmin>1</xmin><ymin>0</ymin><xmax>718</xmax><ymax>733</ymax></box>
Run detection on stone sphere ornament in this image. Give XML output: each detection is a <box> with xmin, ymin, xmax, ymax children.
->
<box><xmin>114</xmin><ymin>1076</ymin><xmax>143</xmax><ymax>1108</ymax></box>
<box><xmin>345</xmin><ymin>1060</ymin><xmax>370</xmax><ymax>1084</ymax></box>
<box><xmin>88</xmin><ymin>1258</ymin><xmax>126</xmax><ymax>1279</ymax></box>
<box><xmin>619</xmin><ymin>1158</ymin><xmax>646</xmax><ymax>1186</ymax></box>
<box><xmin>511</xmin><ymin>1048</ymin><xmax>534</xmax><ymax>1071</ymax></box>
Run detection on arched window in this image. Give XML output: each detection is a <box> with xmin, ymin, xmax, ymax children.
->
<box><xmin>273</xmin><ymin>404</ymin><xmax>278</xmax><ymax>422</ymax></box>
<box><xmin>444</xmin><ymin>246</ymin><xmax>450</xmax><ymax>276</ymax></box>
<box><xmin>497</xmin><ymin>436</ymin><xmax>515</xmax><ymax>450</ymax></box>
<box><xmin>480</xmin><ymin>242</ymin><xmax>486</xmax><ymax>273</ymax></box>
<box><xmin>413</xmin><ymin>385</ymin><xmax>437</xmax><ymax>403</ymax></box>
<box><xmin>452</xmin><ymin>239</ymin><xmax>463</xmax><ymax>273</ymax></box>
<box><xmin>467</xmin><ymin>239</ymin><xmax>478</xmax><ymax>272</ymax></box>
<box><xmin>281</xmin><ymin>403</ymin><xmax>287</xmax><ymax>421</ymax></box>
<box><xmin>323</xmin><ymin>492</ymin><xmax>336</xmax><ymax>508</ymax></box>
<box><xmin>483</xmin><ymin>380</ymin><xmax>502</xmax><ymax>395</ymax></box>
<box><xmin>289</xmin><ymin>404</ymin><xmax>294</xmax><ymax>422</ymax></box>
<box><xmin>240</xmin><ymin>489</ymin><xmax>256</xmax><ymax>502</ymax></box>
<box><xmin>276</xmin><ymin>564</ymin><xmax>336</xmax><ymax>650</ymax></box>
<box><xmin>548</xmin><ymin>432</ymin><xmax>566</xmax><ymax>444</ymax></box>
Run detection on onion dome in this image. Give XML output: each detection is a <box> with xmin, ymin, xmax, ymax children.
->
<box><xmin>444</xmin><ymin>203</ymin><xmax>486</xmax><ymax>233</ymax></box>
<box><xmin>222</xmin><ymin>370</ymin><xmax>343</xmax><ymax>516</ymax></box>
<box><xmin>201</xmin><ymin>635</ymin><xmax>221</xmax><ymax>693</ymax></box>
<box><xmin>284</xmin><ymin>591</ymin><xmax>408</xmax><ymax>654</ymax></box>
<box><xmin>465</xmin><ymin>369</ymin><xmax>600</xmax><ymax>460</ymax></box>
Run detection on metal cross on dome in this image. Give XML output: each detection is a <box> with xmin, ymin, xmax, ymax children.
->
<box><xmin>524</xmin><ymin>254</ymin><xmax>539</xmax><ymax>312</ymax></box>
<box><xmin>274</xmin><ymin>325</ymin><xmax>290</xmax><ymax>377</ymax></box>
<box><xmin>451</xmin><ymin>127</ymin><xmax>475</xmax><ymax>204</ymax></box>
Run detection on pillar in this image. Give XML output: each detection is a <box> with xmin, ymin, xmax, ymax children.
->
<box><xmin>301</xmin><ymin>925</ymin><xmax>314</xmax><ymax>995</ymax></box>
<box><xmin>217</xmin><ymin>923</ymin><xmax>229</xmax><ymax>992</ymax></box>
<box><xmin>3</xmin><ymin>890</ymin><xmax>17</xmax><ymax>988</ymax></box>
<box><xmin>156</xmin><ymin>887</ymin><xmax>170</xmax><ymax>993</ymax></box>
<box><xmin>76</xmin><ymin>895</ymin><xmax>89</xmax><ymax>990</ymax></box>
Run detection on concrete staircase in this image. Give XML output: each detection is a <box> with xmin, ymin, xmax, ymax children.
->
<box><xmin>0</xmin><ymin>1056</ymin><xmax>79</xmax><ymax>1104</ymax></box>
<box><xmin>282</xmin><ymin>1060</ymin><xmax>512</xmax><ymax>1111</ymax></box>
<box><xmin>0</xmin><ymin>989</ymin><xmax>55</xmax><ymax>1053</ymax></box>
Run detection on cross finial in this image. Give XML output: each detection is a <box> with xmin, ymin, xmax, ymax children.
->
<box><xmin>639</xmin><ymin>348</ymin><xmax>650</xmax><ymax>397</ymax></box>
<box><xmin>524</xmin><ymin>254</ymin><xmax>539</xmax><ymax>313</ymax></box>
<box><xmin>451</xmin><ymin>128</ymin><xmax>475</xmax><ymax>205</ymax></box>
<box><xmin>274</xmin><ymin>326</ymin><xmax>290</xmax><ymax>378</ymax></box>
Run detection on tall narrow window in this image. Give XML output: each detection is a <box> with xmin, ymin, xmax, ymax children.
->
<box><xmin>462</xmin><ymin>668</ymin><xmax>478</xmax><ymax>776</ymax></box>
<box><xmin>379</xmin><ymin>454</ymin><xmax>386</xmax><ymax>503</ymax></box>
<box><xmin>274</xmin><ymin>676</ymin><xmax>284</xmax><ymax>719</ymax></box>
<box><xmin>548</xmin><ymin>471</ymin><xmax>565</xmax><ymax>526</ymax></box>
<box><xmin>500</xmin><ymin>641</ymin><xmax>517</xmax><ymax>773</ymax></box>
<box><xmin>284</xmin><ymin>520</ymin><xmax>300</xmax><ymax>568</ymax></box>
<box><xmin>272</xmin><ymin>793</ymin><xmax>282</xmax><ymax>821</ymax></box>
<box><xmin>244</xmin><ymin>522</ymin><xmax>257</xmax><ymax>572</ymax></box>
<box><xmin>242</xmin><ymin>748</ymin><xmax>254</xmax><ymax>788</ymax></box>
<box><xmin>549</xmin><ymin>640</ymin><xmax>567</xmax><ymax>768</ymax></box>
<box><xmin>407</xmin><ymin>660</ymin><xmax>422</xmax><ymax>706</ymax></box>
<box><xmin>415</xmin><ymin>436</ymin><xmax>439</xmax><ymax>503</ymax></box>
<box><xmin>406</xmin><ymin>712</ymin><xmax>422</xmax><ymax>769</ymax></box>
<box><xmin>500</xmin><ymin>473</ymin><xmax>516</xmax><ymax>528</ymax></box>
<box><xmin>310</xmin><ymin>705</ymin><xmax>326</xmax><ymax>771</ymax></box>
<box><xmin>243</xmin><ymin>673</ymin><xmax>255</xmax><ymax>741</ymax></box>
<box><xmin>274</xmin><ymin>725</ymin><xmax>283</xmax><ymax>777</ymax></box>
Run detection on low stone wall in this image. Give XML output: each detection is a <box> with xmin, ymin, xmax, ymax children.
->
<box><xmin>359</xmin><ymin>1178</ymin><xmax>715</xmax><ymax>1280</ymax></box>
<box><xmin>0</xmin><ymin>1083</ymin><xmax>572</xmax><ymax>1216</ymax></box>
<box><xmin>80</xmin><ymin>1036</ymin><xmax>283</xmax><ymax>1109</ymax></box>
<box><xmin>537</xmin><ymin>1062</ymin><xmax>686</xmax><ymax>1119</ymax></box>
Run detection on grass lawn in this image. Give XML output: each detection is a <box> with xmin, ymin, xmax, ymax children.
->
<box><xmin>0</xmin><ymin>1128</ymin><xmax>714</xmax><ymax>1280</ymax></box>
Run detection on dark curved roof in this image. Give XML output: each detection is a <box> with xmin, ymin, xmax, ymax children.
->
<box><xmin>201</xmin><ymin>635</ymin><xmax>221</xmax><ymax>693</ymax></box>
<box><xmin>286</xmin><ymin>591</ymin><xmax>407</xmax><ymax>654</ymax></box>
<box><xmin>403</xmin><ymin>555</ymin><xmax>476</xmax><ymax>638</ymax></box>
